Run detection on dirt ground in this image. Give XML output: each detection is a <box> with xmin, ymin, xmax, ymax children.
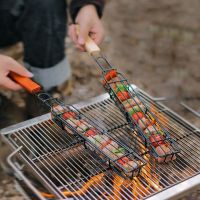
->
<box><xmin>0</xmin><ymin>0</ymin><xmax>199</xmax><ymax>199</ymax></box>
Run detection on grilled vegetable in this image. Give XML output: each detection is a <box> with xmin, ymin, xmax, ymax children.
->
<box><xmin>144</xmin><ymin>125</ymin><xmax>157</xmax><ymax>135</ymax></box>
<box><xmin>77</xmin><ymin>122</ymin><xmax>89</xmax><ymax>132</ymax></box>
<box><xmin>117</xmin><ymin>91</ymin><xmax>131</xmax><ymax>101</ymax></box>
<box><xmin>115</xmin><ymin>83</ymin><xmax>129</xmax><ymax>92</ymax></box>
<box><xmin>110</xmin><ymin>152</ymin><xmax>124</xmax><ymax>160</ymax></box>
<box><xmin>123</xmin><ymin>161</ymin><xmax>138</xmax><ymax>171</ymax></box>
<box><xmin>117</xmin><ymin>157</ymin><xmax>129</xmax><ymax>165</ymax></box>
<box><xmin>109</xmin><ymin>77</ymin><xmax>120</xmax><ymax>89</ymax></box>
<box><xmin>65</xmin><ymin>118</ymin><xmax>78</xmax><ymax>128</ymax></box>
<box><xmin>98</xmin><ymin>135</ymin><xmax>110</xmax><ymax>143</ymax></box>
<box><xmin>126</xmin><ymin>105</ymin><xmax>145</xmax><ymax>115</ymax></box>
<box><xmin>122</xmin><ymin>99</ymin><xmax>135</xmax><ymax>108</ymax></box>
<box><xmin>108</xmin><ymin>141</ymin><xmax>119</xmax><ymax>150</ymax></box>
<box><xmin>113</xmin><ymin>147</ymin><xmax>125</xmax><ymax>154</ymax></box>
<box><xmin>80</xmin><ymin>120</ymin><xmax>93</xmax><ymax>129</ymax></box>
<box><xmin>111</xmin><ymin>77</ymin><xmax>121</xmax><ymax>82</ymax></box>
<box><xmin>122</xmin><ymin>97</ymin><xmax>142</xmax><ymax>109</ymax></box>
<box><xmin>105</xmin><ymin>69</ymin><xmax>117</xmax><ymax>81</ymax></box>
<box><xmin>62</xmin><ymin>111</ymin><xmax>76</xmax><ymax>119</ymax></box>
<box><xmin>149</xmin><ymin>134</ymin><xmax>165</xmax><ymax>148</ymax></box>
<box><xmin>100</xmin><ymin>139</ymin><xmax>112</xmax><ymax>150</ymax></box>
<box><xmin>102</xmin><ymin>76</ymin><xmax>120</xmax><ymax>87</ymax></box>
<box><xmin>87</xmin><ymin>135</ymin><xmax>102</xmax><ymax>147</ymax></box>
<box><xmin>156</xmin><ymin>145</ymin><xmax>176</xmax><ymax>163</ymax></box>
<box><xmin>88</xmin><ymin>135</ymin><xmax>110</xmax><ymax>148</ymax></box>
<box><xmin>52</xmin><ymin>105</ymin><xmax>64</xmax><ymax>114</ymax></box>
<box><xmin>106</xmin><ymin>148</ymin><xmax>125</xmax><ymax>160</ymax></box>
<box><xmin>84</xmin><ymin>129</ymin><xmax>97</xmax><ymax>137</ymax></box>
<box><xmin>159</xmin><ymin>130</ymin><xmax>165</xmax><ymax>136</ymax></box>
<box><xmin>118</xmin><ymin>157</ymin><xmax>138</xmax><ymax>171</ymax></box>
<box><xmin>138</xmin><ymin>117</ymin><xmax>151</xmax><ymax>130</ymax></box>
<box><xmin>132</xmin><ymin>112</ymin><xmax>145</xmax><ymax>122</ymax></box>
<box><xmin>102</xmin><ymin>141</ymin><xmax>119</xmax><ymax>156</ymax></box>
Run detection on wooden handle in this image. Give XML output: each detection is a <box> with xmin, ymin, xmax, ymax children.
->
<box><xmin>9</xmin><ymin>72</ymin><xmax>41</xmax><ymax>94</ymax></box>
<box><xmin>85</xmin><ymin>36</ymin><xmax>100</xmax><ymax>54</ymax></box>
<box><xmin>76</xmin><ymin>25</ymin><xmax>100</xmax><ymax>55</ymax></box>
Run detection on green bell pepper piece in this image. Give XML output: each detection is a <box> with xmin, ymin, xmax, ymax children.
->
<box><xmin>113</xmin><ymin>147</ymin><xmax>125</xmax><ymax>154</ymax></box>
<box><xmin>115</xmin><ymin>83</ymin><xmax>129</xmax><ymax>92</ymax></box>
<box><xmin>128</xmin><ymin>105</ymin><xmax>142</xmax><ymax>115</ymax></box>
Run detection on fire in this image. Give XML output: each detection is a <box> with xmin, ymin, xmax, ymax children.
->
<box><xmin>40</xmin><ymin>173</ymin><xmax>105</xmax><ymax>198</ymax></box>
<box><xmin>100</xmin><ymin>105</ymin><xmax>165</xmax><ymax>199</ymax></box>
<box><xmin>149</xmin><ymin>104</ymin><xmax>169</xmax><ymax>128</ymax></box>
<box><xmin>112</xmin><ymin>174</ymin><xmax>128</xmax><ymax>200</ymax></box>
<box><xmin>41</xmin><ymin>155</ymin><xmax>162</xmax><ymax>199</ymax></box>
<box><xmin>110</xmin><ymin>144</ymin><xmax>162</xmax><ymax>200</ymax></box>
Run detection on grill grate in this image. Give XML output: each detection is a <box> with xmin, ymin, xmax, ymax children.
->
<box><xmin>3</xmin><ymin>89</ymin><xmax>200</xmax><ymax>200</ymax></box>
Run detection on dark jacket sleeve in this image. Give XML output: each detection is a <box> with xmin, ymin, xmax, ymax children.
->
<box><xmin>70</xmin><ymin>0</ymin><xmax>105</xmax><ymax>23</ymax></box>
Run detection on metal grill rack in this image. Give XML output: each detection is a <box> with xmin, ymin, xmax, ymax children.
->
<box><xmin>1</xmin><ymin>85</ymin><xmax>200</xmax><ymax>200</ymax></box>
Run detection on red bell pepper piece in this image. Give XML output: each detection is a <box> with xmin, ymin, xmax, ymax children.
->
<box><xmin>117</xmin><ymin>157</ymin><xmax>129</xmax><ymax>165</ymax></box>
<box><xmin>105</xmin><ymin>70</ymin><xmax>117</xmax><ymax>81</ymax></box>
<box><xmin>100</xmin><ymin>139</ymin><xmax>112</xmax><ymax>150</ymax></box>
<box><xmin>149</xmin><ymin>134</ymin><xmax>165</xmax><ymax>148</ymax></box>
<box><xmin>117</xmin><ymin>91</ymin><xmax>130</xmax><ymax>101</ymax></box>
<box><xmin>132</xmin><ymin>112</ymin><xmax>145</xmax><ymax>122</ymax></box>
<box><xmin>85</xmin><ymin>129</ymin><xmax>97</xmax><ymax>137</ymax></box>
<box><xmin>62</xmin><ymin>111</ymin><xmax>76</xmax><ymax>120</ymax></box>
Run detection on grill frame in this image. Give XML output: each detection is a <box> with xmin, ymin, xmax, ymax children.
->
<box><xmin>1</xmin><ymin>84</ymin><xmax>200</xmax><ymax>200</ymax></box>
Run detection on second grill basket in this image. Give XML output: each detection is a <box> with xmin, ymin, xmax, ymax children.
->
<box><xmin>101</xmin><ymin>67</ymin><xmax>180</xmax><ymax>162</ymax></box>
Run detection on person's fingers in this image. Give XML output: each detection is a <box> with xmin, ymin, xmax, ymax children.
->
<box><xmin>75</xmin><ymin>44</ymin><xmax>85</xmax><ymax>51</ymax></box>
<box><xmin>96</xmin><ymin>30</ymin><xmax>104</xmax><ymax>45</ymax></box>
<box><xmin>78</xmin><ymin>22</ymin><xmax>90</xmax><ymax>46</ymax></box>
<box><xmin>90</xmin><ymin>27</ymin><xmax>104</xmax><ymax>45</ymax></box>
<box><xmin>2</xmin><ymin>77</ymin><xmax>22</xmax><ymax>90</ymax></box>
<box><xmin>7</xmin><ymin>59</ymin><xmax>33</xmax><ymax>77</ymax></box>
<box><xmin>91</xmin><ymin>33</ymin><xmax>101</xmax><ymax>45</ymax></box>
<box><xmin>69</xmin><ymin>25</ymin><xmax>78</xmax><ymax>44</ymax></box>
<box><xmin>69</xmin><ymin>24</ymin><xmax>86</xmax><ymax>51</ymax></box>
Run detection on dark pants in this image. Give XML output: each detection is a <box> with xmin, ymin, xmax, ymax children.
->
<box><xmin>0</xmin><ymin>0</ymin><xmax>70</xmax><ymax>121</ymax></box>
<box><xmin>0</xmin><ymin>0</ymin><xmax>67</xmax><ymax>68</ymax></box>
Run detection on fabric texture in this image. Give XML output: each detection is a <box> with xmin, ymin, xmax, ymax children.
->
<box><xmin>25</xmin><ymin>57</ymin><xmax>71</xmax><ymax>90</ymax></box>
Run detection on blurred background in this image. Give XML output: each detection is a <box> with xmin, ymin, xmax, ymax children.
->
<box><xmin>0</xmin><ymin>0</ymin><xmax>199</xmax><ymax>199</ymax></box>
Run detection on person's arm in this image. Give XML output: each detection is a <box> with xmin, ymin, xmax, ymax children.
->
<box><xmin>0</xmin><ymin>55</ymin><xmax>33</xmax><ymax>90</ymax></box>
<box><xmin>69</xmin><ymin>0</ymin><xmax>105</xmax><ymax>51</ymax></box>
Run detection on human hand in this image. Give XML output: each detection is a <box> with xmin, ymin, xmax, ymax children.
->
<box><xmin>69</xmin><ymin>4</ymin><xmax>104</xmax><ymax>51</ymax></box>
<box><xmin>0</xmin><ymin>55</ymin><xmax>33</xmax><ymax>90</ymax></box>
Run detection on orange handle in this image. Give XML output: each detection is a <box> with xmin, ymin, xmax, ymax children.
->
<box><xmin>9</xmin><ymin>72</ymin><xmax>41</xmax><ymax>94</ymax></box>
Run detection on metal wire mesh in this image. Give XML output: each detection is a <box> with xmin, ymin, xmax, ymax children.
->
<box><xmin>95</xmin><ymin>55</ymin><xmax>180</xmax><ymax>161</ymax></box>
<box><xmin>4</xmin><ymin>90</ymin><xmax>200</xmax><ymax>200</ymax></box>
